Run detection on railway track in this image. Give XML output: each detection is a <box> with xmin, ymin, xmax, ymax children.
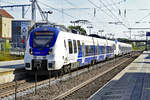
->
<box><xmin>0</xmin><ymin>52</ymin><xmax>141</xmax><ymax>99</ymax></box>
<box><xmin>55</xmin><ymin>53</ymin><xmax>140</xmax><ymax>100</ymax></box>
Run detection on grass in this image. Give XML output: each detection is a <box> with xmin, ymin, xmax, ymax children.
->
<box><xmin>0</xmin><ymin>51</ymin><xmax>24</xmax><ymax>61</ymax></box>
<box><xmin>132</xmin><ymin>46</ymin><xmax>146</xmax><ymax>51</ymax></box>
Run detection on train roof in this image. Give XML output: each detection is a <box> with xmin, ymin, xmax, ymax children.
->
<box><xmin>88</xmin><ymin>34</ymin><xmax>115</xmax><ymax>41</ymax></box>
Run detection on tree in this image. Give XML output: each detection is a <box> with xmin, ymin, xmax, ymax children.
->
<box><xmin>68</xmin><ymin>25</ymin><xmax>87</xmax><ymax>35</ymax></box>
<box><xmin>4</xmin><ymin>40</ymin><xmax>11</xmax><ymax>52</ymax></box>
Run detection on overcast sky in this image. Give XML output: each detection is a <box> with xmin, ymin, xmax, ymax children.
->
<box><xmin>1</xmin><ymin>0</ymin><xmax>150</xmax><ymax>39</ymax></box>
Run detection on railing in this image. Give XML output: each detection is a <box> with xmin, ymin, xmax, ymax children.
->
<box><xmin>9</xmin><ymin>48</ymin><xmax>25</xmax><ymax>56</ymax></box>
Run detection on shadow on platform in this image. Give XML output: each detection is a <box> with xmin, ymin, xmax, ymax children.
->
<box><xmin>89</xmin><ymin>72</ymin><xmax>150</xmax><ymax>100</ymax></box>
<box><xmin>133</xmin><ymin>61</ymin><xmax>150</xmax><ymax>64</ymax></box>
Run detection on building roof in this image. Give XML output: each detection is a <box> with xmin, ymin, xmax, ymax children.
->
<box><xmin>0</xmin><ymin>9</ymin><xmax>14</xmax><ymax>19</ymax></box>
<box><xmin>13</xmin><ymin>19</ymin><xmax>32</xmax><ymax>22</ymax></box>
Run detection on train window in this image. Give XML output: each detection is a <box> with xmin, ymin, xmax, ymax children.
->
<box><xmin>96</xmin><ymin>46</ymin><xmax>98</xmax><ymax>55</ymax></box>
<box><xmin>68</xmin><ymin>39</ymin><xmax>73</xmax><ymax>54</ymax></box>
<box><xmin>64</xmin><ymin>40</ymin><xmax>66</xmax><ymax>48</ymax></box>
<box><xmin>111</xmin><ymin>46</ymin><xmax>113</xmax><ymax>53</ymax></box>
<box><xmin>101</xmin><ymin>46</ymin><xmax>103</xmax><ymax>54</ymax></box>
<box><xmin>89</xmin><ymin>46</ymin><xmax>92</xmax><ymax>56</ymax></box>
<box><xmin>92</xmin><ymin>46</ymin><xmax>95</xmax><ymax>55</ymax></box>
<box><xmin>98</xmin><ymin>45</ymin><xmax>100</xmax><ymax>55</ymax></box>
<box><xmin>113</xmin><ymin>44</ymin><xmax>116</xmax><ymax>50</ymax></box>
<box><xmin>33</xmin><ymin>31</ymin><xmax>54</xmax><ymax>48</ymax></box>
<box><xmin>86</xmin><ymin>45</ymin><xmax>88</xmax><ymax>56</ymax></box>
<box><xmin>119</xmin><ymin>45</ymin><xmax>121</xmax><ymax>50</ymax></box>
<box><xmin>77</xmin><ymin>40</ymin><xmax>81</xmax><ymax>53</ymax></box>
<box><xmin>93</xmin><ymin>46</ymin><xmax>95</xmax><ymax>55</ymax></box>
<box><xmin>106</xmin><ymin>46</ymin><xmax>109</xmax><ymax>53</ymax></box>
<box><xmin>109</xmin><ymin>47</ymin><xmax>111</xmax><ymax>53</ymax></box>
<box><xmin>73</xmin><ymin>40</ymin><xmax>77</xmax><ymax>53</ymax></box>
<box><xmin>82</xmin><ymin>43</ymin><xmax>85</xmax><ymax>56</ymax></box>
<box><xmin>109</xmin><ymin>46</ymin><xmax>111</xmax><ymax>53</ymax></box>
<box><xmin>101</xmin><ymin>46</ymin><xmax>105</xmax><ymax>54</ymax></box>
<box><xmin>91</xmin><ymin>46</ymin><xmax>94</xmax><ymax>55</ymax></box>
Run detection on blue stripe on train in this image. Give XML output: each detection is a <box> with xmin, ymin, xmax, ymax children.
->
<box><xmin>106</xmin><ymin>53</ymin><xmax>113</xmax><ymax>58</ymax></box>
<box><xmin>77</xmin><ymin>59</ymin><xmax>82</xmax><ymax>65</ymax></box>
<box><xmin>77</xmin><ymin>55</ymin><xmax>105</xmax><ymax>66</ymax></box>
<box><xmin>99</xmin><ymin>55</ymin><xmax>104</xmax><ymax>60</ymax></box>
<box><xmin>85</xmin><ymin>57</ymin><xmax>94</xmax><ymax>64</ymax></box>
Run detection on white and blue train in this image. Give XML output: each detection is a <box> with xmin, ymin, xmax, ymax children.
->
<box><xmin>24</xmin><ymin>26</ymin><xmax>132</xmax><ymax>74</ymax></box>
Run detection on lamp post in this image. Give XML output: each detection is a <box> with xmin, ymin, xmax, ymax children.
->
<box><xmin>98</xmin><ymin>30</ymin><xmax>104</xmax><ymax>36</ymax></box>
<box><xmin>70</xmin><ymin>21</ymin><xmax>76</xmax><ymax>26</ymax></box>
<box><xmin>87</xmin><ymin>25</ymin><xmax>93</xmax><ymax>34</ymax></box>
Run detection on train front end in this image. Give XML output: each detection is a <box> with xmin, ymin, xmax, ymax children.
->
<box><xmin>24</xmin><ymin>27</ymin><xmax>59</xmax><ymax>73</ymax></box>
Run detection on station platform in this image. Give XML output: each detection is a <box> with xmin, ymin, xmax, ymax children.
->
<box><xmin>89</xmin><ymin>51</ymin><xmax>150</xmax><ymax>100</ymax></box>
<box><xmin>0</xmin><ymin>60</ymin><xmax>24</xmax><ymax>84</ymax></box>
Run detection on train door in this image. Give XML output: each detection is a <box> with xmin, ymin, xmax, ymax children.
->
<box><xmin>64</xmin><ymin>39</ymin><xmax>68</xmax><ymax>63</ymax></box>
<box><xmin>67</xmin><ymin>39</ymin><xmax>75</xmax><ymax>62</ymax></box>
<box><xmin>82</xmin><ymin>42</ymin><xmax>85</xmax><ymax>63</ymax></box>
<box><xmin>73</xmin><ymin>40</ymin><xmax>78</xmax><ymax>62</ymax></box>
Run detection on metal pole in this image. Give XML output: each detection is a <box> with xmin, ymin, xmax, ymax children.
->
<box><xmin>49</xmin><ymin>71</ymin><xmax>51</xmax><ymax>87</ymax></box>
<box><xmin>46</xmin><ymin>13</ymin><xmax>48</xmax><ymax>22</ymax></box>
<box><xmin>22</xmin><ymin>6</ymin><xmax>25</xmax><ymax>18</ymax></box>
<box><xmin>31</xmin><ymin>0</ymin><xmax>36</xmax><ymax>21</ymax></box>
<box><xmin>130</xmin><ymin>29</ymin><xmax>132</xmax><ymax>40</ymax></box>
<box><xmin>146</xmin><ymin>35</ymin><xmax>148</xmax><ymax>51</ymax></box>
<box><xmin>15</xmin><ymin>79</ymin><xmax>17</xmax><ymax>100</ymax></box>
<box><xmin>35</xmin><ymin>70</ymin><xmax>37</xmax><ymax>95</ymax></box>
<box><xmin>89</xmin><ymin>28</ymin><xmax>91</xmax><ymax>34</ymax></box>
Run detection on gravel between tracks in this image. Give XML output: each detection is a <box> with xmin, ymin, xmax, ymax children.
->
<box><xmin>11</xmin><ymin>54</ymin><xmax>139</xmax><ymax>100</ymax></box>
<box><xmin>64</xmin><ymin>55</ymin><xmax>137</xmax><ymax>100</ymax></box>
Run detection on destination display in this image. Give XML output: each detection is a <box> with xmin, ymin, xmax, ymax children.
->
<box><xmin>35</xmin><ymin>31</ymin><xmax>54</xmax><ymax>35</ymax></box>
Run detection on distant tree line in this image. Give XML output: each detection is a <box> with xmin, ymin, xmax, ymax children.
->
<box><xmin>68</xmin><ymin>25</ymin><xmax>87</xmax><ymax>35</ymax></box>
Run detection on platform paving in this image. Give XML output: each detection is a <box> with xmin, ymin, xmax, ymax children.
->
<box><xmin>89</xmin><ymin>51</ymin><xmax>150</xmax><ymax>100</ymax></box>
<box><xmin>0</xmin><ymin>60</ymin><xmax>24</xmax><ymax>72</ymax></box>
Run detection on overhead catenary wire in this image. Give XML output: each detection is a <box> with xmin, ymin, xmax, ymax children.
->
<box><xmin>63</xmin><ymin>0</ymin><xmax>93</xmax><ymax>24</ymax></box>
<box><xmin>88</xmin><ymin>0</ymin><xmax>115</xmax><ymax>21</ymax></box>
<box><xmin>88</xmin><ymin>0</ymin><xmax>129</xmax><ymax>36</ymax></box>
<box><xmin>63</xmin><ymin>0</ymin><xmax>113</xmax><ymax>33</ymax></box>
<box><xmin>63</xmin><ymin>0</ymin><xmax>76</xmax><ymax>7</ymax></box>
<box><xmin>112</xmin><ymin>0</ymin><xmax>131</xmax><ymax>27</ymax></box>
<box><xmin>131</xmin><ymin>13</ymin><xmax>150</xmax><ymax>27</ymax></box>
<box><xmin>105</xmin><ymin>0</ymin><xmax>131</xmax><ymax>29</ymax></box>
<box><xmin>88</xmin><ymin>0</ymin><xmax>130</xmax><ymax>37</ymax></box>
<box><xmin>87</xmin><ymin>0</ymin><xmax>120</xmax><ymax>35</ymax></box>
<box><xmin>36</xmin><ymin>1</ymin><xmax>47</xmax><ymax>21</ymax></box>
<box><xmin>38</xmin><ymin>0</ymin><xmax>78</xmax><ymax>20</ymax></box>
<box><xmin>98</xmin><ymin>0</ymin><xmax>129</xmax><ymax>29</ymax></box>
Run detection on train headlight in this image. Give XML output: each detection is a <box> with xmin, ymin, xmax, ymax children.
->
<box><xmin>49</xmin><ymin>48</ymin><xmax>53</xmax><ymax>55</ymax></box>
<box><xmin>29</xmin><ymin>48</ymin><xmax>33</xmax><ymax>55</ymax></box>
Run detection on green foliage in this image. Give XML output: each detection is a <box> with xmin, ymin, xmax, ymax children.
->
<box><xmin>132</xmin><ymin>42</ymin><xmax>146</xmax><ymax>51</ymax></box>
<box><xmin>68</xmin><ymin>25</ymin><xmax>87</xmax><ymax>35</ymax></box>
<box><xmin>117</xmin><ymin>38</ymin><xmax>130</xmax><ymax>43</ymax></box>
<box><xmin>0</xmin><ymin>51</ymin><xmax>23</xmax><ymax>61</ymax></box>
<box><xmin>0</xmin><ymin>40</ymin><xmax>23</xmax><ymax>61</ymax></box>
<box><xmin>3</xmin><ymin>40</ymin><xmax>11</xmax><ymax>52</ymax></box>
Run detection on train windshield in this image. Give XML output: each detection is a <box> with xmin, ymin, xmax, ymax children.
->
<box><xmin>33</xmin><ymin>31</ymin><xmax>54</xmax><ymax>48</ymax></box>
